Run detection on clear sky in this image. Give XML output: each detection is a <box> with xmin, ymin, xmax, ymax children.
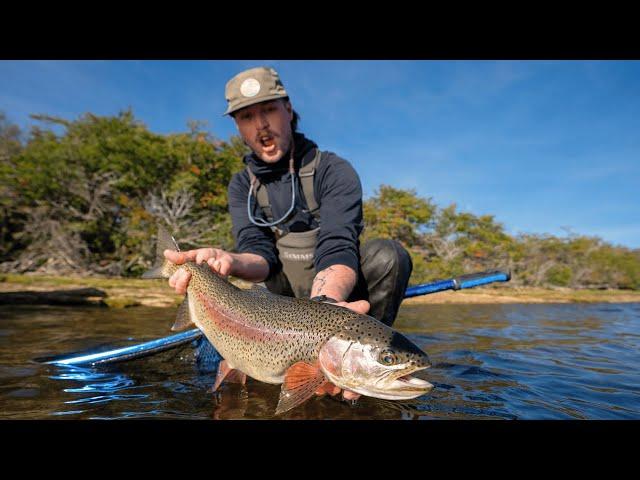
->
<box><xmin>1</xmin><ymin>60</ymin><xmax>639</xmax><ymax>248</ymax></box>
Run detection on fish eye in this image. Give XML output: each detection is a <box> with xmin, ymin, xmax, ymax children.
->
<box><xmin>379</xmin><ymin>349</ymin><xmax>397</xmax><ymax>365</ymax></box>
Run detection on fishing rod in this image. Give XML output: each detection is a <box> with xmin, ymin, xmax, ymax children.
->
<box><xmin>42</xmin><ymin>269</ymin><xmax>510</xmax><ymax>367</ymax></box>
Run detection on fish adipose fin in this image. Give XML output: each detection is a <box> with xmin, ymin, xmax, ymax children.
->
<box><xmin>142</xmin><ymin>224</ymin><xmax>180</xmax><ymax>279</ymax></box>
<box><xmin>171</xmin><ymin>296</ymin><xmax>195</xmax><ymax>332</ymax></box>
<box><xmin>211</xmin><ymin>360</ymin><xmax>247</xmax><ymax>392</ymax></box>
<box><xmin>275</xmin><ymin>361</ymin><xmax>327</xmax><ymax>416</ymax></box>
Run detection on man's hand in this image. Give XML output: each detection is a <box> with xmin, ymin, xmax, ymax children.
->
<box><xmin>333</xmin><ymin>299</ymin><xmax>370</xmax><ymax>315</ymax></box>
<box><xmin>164</xmin><ymin>248</ymin><xmax>235</xmax><ymax>295</ymax></box>
<box><xmin>313</xmin><ymin>298</ymin><xmax>369</xmax><ymax>402</ymax></box>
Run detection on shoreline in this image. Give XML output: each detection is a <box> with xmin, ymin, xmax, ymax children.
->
<box><xmin>1</xmin><ymin>273</ymin><xmax>639</xmax><ymax>308</ymax></box>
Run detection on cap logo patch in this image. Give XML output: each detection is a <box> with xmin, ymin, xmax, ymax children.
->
<box><xmin>240</xmin><ymin>78</ymin><xmax>261</xmax><ymax>98</ymax></box>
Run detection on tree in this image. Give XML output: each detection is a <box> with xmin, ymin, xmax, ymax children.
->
<box><xmin>363</xmin><ymin>185</ymin><xmax>436</xmax><ymax>245</ymax></box>
<box><xmin>0</xmin><ymin>110</ymin><xmax>246</xmax><ymax>276</ymax></box>
<box><xmin>0</xmin><ymin>112</ymin><xmax>25</xmax><ymax>260</ymax></box>
<box><xmin>2</xmin><ymin>109</ymin><xmax>639</xmax><ymax>289</ymax></box>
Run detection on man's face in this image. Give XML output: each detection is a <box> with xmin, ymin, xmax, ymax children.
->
<box><xmin>233</xmin><ymin>99</ymin><xmax>294</xmax><ymax>163</ymax></box>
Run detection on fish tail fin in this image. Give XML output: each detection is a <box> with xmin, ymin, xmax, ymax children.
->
<box><xmin>142</xmin><ymin>224</ymin><xmax>180</xmax><ymax>279</ymax></box>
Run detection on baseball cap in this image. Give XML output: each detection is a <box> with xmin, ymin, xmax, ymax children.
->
<box><xmin>224</xmin><ymin>66</ymin><xmax>289</xmax><ymax>116</ymax></box>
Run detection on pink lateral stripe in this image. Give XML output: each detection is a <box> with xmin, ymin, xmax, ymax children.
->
<box><xmin>197</xmin><ymin>292</ymin><xmax>300</xmax><ymax>342</ymax></box>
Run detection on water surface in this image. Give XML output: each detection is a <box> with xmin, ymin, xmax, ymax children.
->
<box><xmin>1</xmin><ymin>302</ymin><xmax>639</xmax><ymax>419</ymax></box>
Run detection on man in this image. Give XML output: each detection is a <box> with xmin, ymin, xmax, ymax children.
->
<box><xmin>165</xmin><ymin>66</ymin><xmax>413</xmax><ymax>400</ymax></box>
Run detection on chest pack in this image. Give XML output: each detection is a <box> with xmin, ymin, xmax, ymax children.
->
<box><xmin>246</xmin><ymin>148</ymin><xmax>323</xmax><ymax>232</ymax></box>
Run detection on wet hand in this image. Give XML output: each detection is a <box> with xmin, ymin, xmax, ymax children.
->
<box><xmin>333</xmin><ymin>299</ymin><xmax>370</xmax><ymax>315</ymax></box>
<box><xmin>314</xmin><ymin>383</ymin><xmax>361</xmax><ymax>402</ymax></box>
<box><xmin>164</xmin><ymin>248</ymin><xmax>235</xmax><ymax>294</ymax></box>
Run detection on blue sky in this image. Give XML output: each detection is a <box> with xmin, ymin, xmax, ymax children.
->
<box><xmin>1</xmin><ymin>60</ymin><xmax>639</xmax><ymax>248</ymax></box>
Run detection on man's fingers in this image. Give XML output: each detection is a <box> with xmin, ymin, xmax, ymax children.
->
<box><xmin>174</xmin><ymin>269</ymin><xmax>192</xmax><ymax>294</ymax></box>
<box><xmin>349</xmin><ymin>300</ymin><xmax>370</xmax><ymax>315</ymax></box>
<box><xmin>217</xmin><ymin>258</ymin><xmax>232</xmax><ymax>277</ymax></box>
<box><xmin>315</xmin><ymin>383</ymin><xmax>341</xmax><ymax>397</ymax></box>
<box><xmin>207</xmin><ymin>256</ymin><xmax>232</xmax><ymax>277</ymax></box>
<box><xmin>164</xmin><ymin>249</ymin><xmax>199</xmax><ymax>264</ymax></box>
<box><xmin>196</xmin><ymin>249</ymin><xmax>214</xmax><ymax>265</ymax></box>
<box><xmin>164</xmin><ymin>249</ymin><xmax>184</xmax><ymax>264</ymax></box>
<box><xmin>342</xmin><ymin>390</ymin><xmax>361</xmax><ymax>401</ymax></box>
<box><xmin>169</xmin><ymin>269</ymin><xmax>186</xmax><ymax>291</ymax></box>
<box><xmin>335</xmin><ymin>300</ymin><xmax>371</xmax><ymax>315</ymax></box>
<box><xmin>168</xmin><ymin>271</ymin><xmax>178</xmax><ymax>288</ymax></box>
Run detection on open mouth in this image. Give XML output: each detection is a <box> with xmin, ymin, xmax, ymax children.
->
<box><xmin>259</xmin><ymin>135</ymin><xmax>277</xmax><ymax>154</ymax></box>
<box><xmin>394</xmin><ymin>373</ymin><xmax>433</xmax><ymax>390</ymax></box>
<box><xmin>350</xmin><ymin>370</ymin><xmax>433</xmax><ymax>401</ymax></box>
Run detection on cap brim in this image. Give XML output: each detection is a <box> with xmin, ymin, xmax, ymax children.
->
<box><xmin>223</xmin><ymin>93</ymin><xmax>289</xmax><ymax>116</ymax></box>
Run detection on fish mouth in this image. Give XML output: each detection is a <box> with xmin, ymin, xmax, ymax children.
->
<box><xmin>389</xmin><ymin>371</ymin><xmax>433</xmax><ymax>395</ymax></box>
<box><xmin>346</xmin><ymin>367</ymin><xmax>434</xmax><ymax>401</ymax></box>
<box><xmin>393</xmin><ymin>372</ymin><xmax>433</xmax><ymax>389</ymax></box>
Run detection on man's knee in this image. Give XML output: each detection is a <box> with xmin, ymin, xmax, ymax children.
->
<box><xmin>361</xmin><ymin>238</ymin><xmax>413</xmax><ymax>275</ymax></box>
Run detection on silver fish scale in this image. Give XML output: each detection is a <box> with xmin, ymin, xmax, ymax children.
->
<box><xmin>173</xmin><ymin>261</ymin><xmax>362</xmax><ymax>384</ymax></box>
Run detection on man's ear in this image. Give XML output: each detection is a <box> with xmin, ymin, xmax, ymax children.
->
<box><xmin>284</xmin><ymin>100</ymin><xmax>293</xmax><ymax>121</ymax></box>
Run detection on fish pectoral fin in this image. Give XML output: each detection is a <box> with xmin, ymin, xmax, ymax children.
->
<box><xmin>171</xmin><ymin>296</ymin><xmax>195</xmax><ymax>332</ymax></box>
<box><xmin>275</xmin><ymin>361</ymin><xmax>327</xmax><ymax>416</ymax></box>
<box><xmin>211</xmin><ymin>360</ymin><xmax>247</xmax><ymax>392</ymax></box>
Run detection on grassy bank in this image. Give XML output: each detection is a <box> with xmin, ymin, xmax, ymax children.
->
<box><xmin>2</xmin><ymin>273</ymin><xmax>640</xmax><ymax>308</ymax></box>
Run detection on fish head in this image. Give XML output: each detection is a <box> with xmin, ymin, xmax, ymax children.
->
<box><xmin>318</xmin><ymin>315</ymin><xmax>433</xmax><ymax>400</ymax></box>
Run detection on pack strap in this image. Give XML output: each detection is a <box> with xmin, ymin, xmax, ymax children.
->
<box><xmin>246</xmin><ymin>148</ymin><xmax>323</xmax><ymax>225</ymax></box>
<box><xmin>298</xmin><ymin>149</ymin><xmax>321</xmax><ymax>218</ymax></box>
<box><xmin>246</xmin><ymin>167</ymin><xmax>273</xmax><ymax>222</ymax></box>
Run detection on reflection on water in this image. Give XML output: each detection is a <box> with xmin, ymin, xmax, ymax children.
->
<box><xmin>1</xmin><ymin>302</ymin><xmax>639</xmax><ymax>419</ymax></box>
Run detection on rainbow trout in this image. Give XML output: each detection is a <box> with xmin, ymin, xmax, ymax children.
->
<box><xmin>143</xmin><ymin>227</ymin><xmax>432</xmax><ymax>415</ymax></box>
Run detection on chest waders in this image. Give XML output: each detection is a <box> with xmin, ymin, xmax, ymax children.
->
<box><xmin>246</xmin><ymin>149</ymin><xmax>323</xmax><ymax>299</ymax></box>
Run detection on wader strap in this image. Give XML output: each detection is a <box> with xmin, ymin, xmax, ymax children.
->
<box><xmin>299</xmin><ymin>149</ymin><xmax>322</xmax><ymax>221</ymax></box>
<box><xmin>246</xmin><ymin>148</ymin><xmax>323</xmax><ymax>226</ymax></box>
<box><xmin>246</xmin><ymin>167</ymin><xmax>274</xmax><ymax>222</ymax></box>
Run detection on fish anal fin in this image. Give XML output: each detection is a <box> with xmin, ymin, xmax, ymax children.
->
<box><xmin>275</xmin><ymin>361</ymin><xmax>326</xmax><ymax>416</ymax></box>
<box><xmin>171</xmin><ymin>296</ymin><xmax>195</xmax><ymax>332</ymax></box>
<box><xmin>211</xmin><ymin>360</ymin><xmax>247</xmax><ymax>392</ymax></box>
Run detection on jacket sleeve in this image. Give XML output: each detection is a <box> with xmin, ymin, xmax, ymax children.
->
<box><xmin>313</xmin><ymin>153</ymin><xmax>364</xmax><ymax>274</ymax></box>
<box><xmin>227</xmin><ymin>171</ymin><xmax>279</xmax><ymax>278</ymax></box>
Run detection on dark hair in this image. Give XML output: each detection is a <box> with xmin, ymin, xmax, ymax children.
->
<box><xmin>283</xmin><ymin>97</ymin><xmax>301</xmax><ymax>133</ymax></box>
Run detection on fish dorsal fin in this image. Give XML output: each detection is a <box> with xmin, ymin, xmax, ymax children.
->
<box><xmin>171</xmin><ymin>295</ymin><xmax>195</xmax><ymax>332</ymax></box>
<box><xmin>157</xmin><ymin>224</ymin><xmax>180</xmax><ymax>254</ymax></box>
<box><xmin>142</xmin><ymin>224</ymin><xmax>180</xmax><ymax>279</ymax></box>
<box><xmin>275</xmin><ymin>361</ymin><xmax>327</xmax><ymax>416</ymax></box>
